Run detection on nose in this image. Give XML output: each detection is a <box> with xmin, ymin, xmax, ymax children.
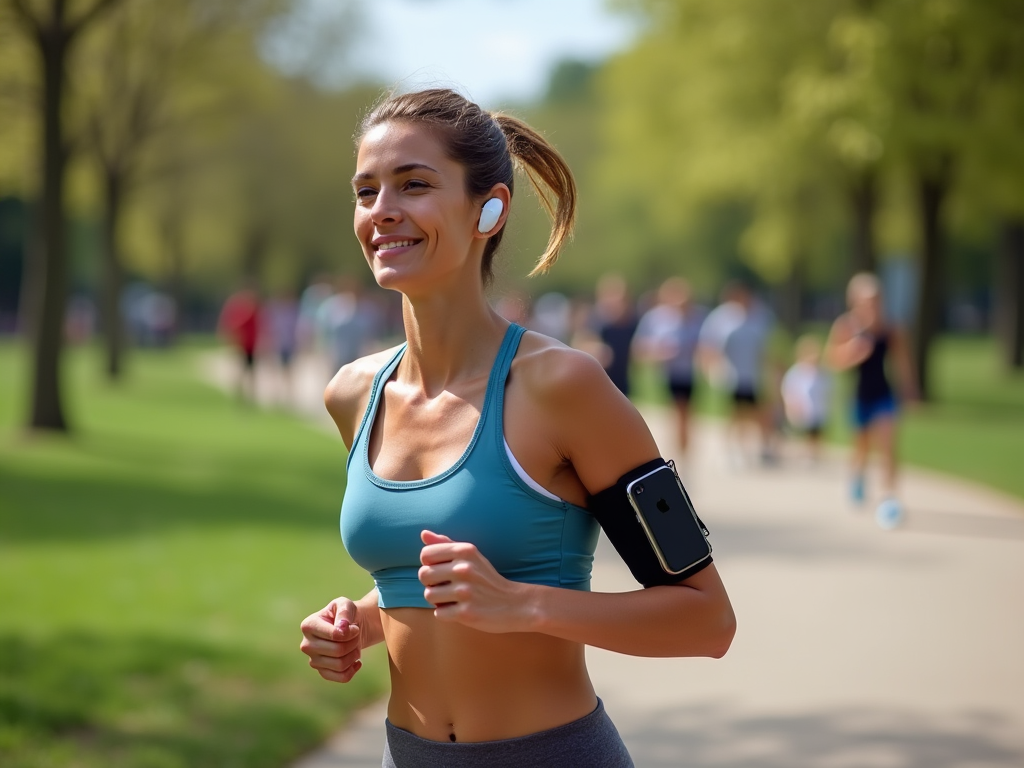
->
<box><xmin>370</xmin><ymin>186</ymin><xmax>402</xmax><ymax>227</ymax></box>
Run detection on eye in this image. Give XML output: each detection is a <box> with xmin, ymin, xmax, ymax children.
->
<box><xmin>355</xmin><ymin>186</ymin><xmax>377</xmax><ymax>203</ymax></box>
<box><xmin>404</xmin><ymin>179</ymin><xmax>429</xmax><ymax>191</ymax></box>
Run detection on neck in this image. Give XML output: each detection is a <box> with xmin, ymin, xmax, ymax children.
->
<box><xmin>397</xmin><ymin>278</ymin><xmax>509</xmax><ymax>395</ymax></box>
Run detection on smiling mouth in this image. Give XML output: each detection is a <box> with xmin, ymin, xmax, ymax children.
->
<box><xmin>375</xmin><ymin>239</ymin><xmax>419</xmax><ymax>253</ymax></box>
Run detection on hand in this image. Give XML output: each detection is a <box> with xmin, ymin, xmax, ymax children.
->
<box><xmin>844</xmin><ymin>334</ymin><xmax>873</xmax><ymax>365</ymax></box>
<box><xmin>299</xmin><ymin>598</ymin><xmax>363</xmax><ymax>683</ymax></box>
<box><xmin>418</xmin><ymin>530</ymin><xmax>534</xmax><ymax>634</ymax></box>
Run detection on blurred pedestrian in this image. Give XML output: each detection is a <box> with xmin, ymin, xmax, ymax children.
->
<box><xmin>298</xmin><ymin>274</ymin><xmax>333</xmax><ymax>352</ymax></box>
<box><xmin>140</xmin><ymin>291</ymin><xmax>176</xmax><ymax>347</ymax></box>
<box><xmin>781</xmin><ymin>334</ymin><xmax>831</xmax><ymax>464</ymax></box>
<box><xmin>218</xmin><ymin>282</ymin><xmax>261</xmax><ymax>402</ymax></box>
<box><xmin>318</xmin><ymin>277</ymin><xmax>381</xmax><ymax>380</ymax></box>
<box><xmin>825</xmin><ymin>272</ymin><xmax>918</xmax><ymax>528</ymax></box>
<box><xmin>529</xmin><ymin>291</ymin><xmax>573</xmax><ymax>343</ymax></box>
<box><xmin>592</xmin><ymin>273</ymin><xmax>638</xmax><ymax>396</ymax></box>
<box><xmin>266</xmin><ymin>288</ymin><xmax>300</xmax><ymax>404</ymax></box>
<box><xmin>698</xmin><ymin>281</ymin><xmax>777</xmax><ymax>466</ymax></box>
<box><xmin>632</xmin><ymin>277</ymin><xmax>707</xmax><ymax>454</ymax></box>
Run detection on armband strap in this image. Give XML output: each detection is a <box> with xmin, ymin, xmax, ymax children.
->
<box><xmin>587</xmin><ymin>458</ymin><xmax>712</xmax><ymax>588</ymax></box>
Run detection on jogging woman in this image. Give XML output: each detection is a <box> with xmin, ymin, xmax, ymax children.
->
<box><xmin>826</xmin><ymin>272</ymin><xmax>918</xmax><ymax>528</ymax></box>
<box><xmin>298</xmin><ymin>89</ymin><xmax>736</xmax><ymax>767</ymax></box>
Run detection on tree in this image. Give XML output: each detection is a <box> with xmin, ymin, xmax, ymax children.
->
<box><xmin>598</xmin><ymin>0</ymin><xmax>871</xmax><ymax>297</ymax></box>
<box><xmin>4</xmin><ymin>0</ymin><xmax>123</xmax><ymax>431</ymax></box>
<box><xmin>75</xmin><ymin>0</ymin><xmax>287</xmax><ymax>377</ymax></box>
<box><xmin>601</xmin><ymin>0</ymin><xmax>1024</xmax><ymax>396</ymax></box>
<box><xmin>877</xmin><ymin>0</ymin><xmax>1016</xmax><ymax>397</ymax></box>
<box><xmin>953</xmin><ymin>0</ymin><xmax>1024</xmax><ymax>369</ymax></box>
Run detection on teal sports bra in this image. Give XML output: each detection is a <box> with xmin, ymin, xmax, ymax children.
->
<box><xmin>340</xmin><ymin>323</ymin><xmax>599</xmax><ymax>609</ymax></box>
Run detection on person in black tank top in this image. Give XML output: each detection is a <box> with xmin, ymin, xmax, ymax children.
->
<box><xmin>856</xmin><ymin>330</ymin><xmax>893</xmax><ymax>405</ymax></box>
<box><xmin>826</xmin><ymin>273</ymin><xmax>919</xmax><ymax>529</ymax></box>
<box><xmin>297</xmin><ymin>88</ymin><xmax>736</xmax><ymax>766</ymax></box>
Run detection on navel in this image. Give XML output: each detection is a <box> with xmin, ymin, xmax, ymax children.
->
<box><xmin>448</xmin><ymin>724</ymin><xmax>456</xmax><ymax>742</ymax></box>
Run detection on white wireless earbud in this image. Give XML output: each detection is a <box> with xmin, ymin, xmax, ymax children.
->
<box><xmin>478</xmin><ymin>198</ymin><xmax>504</xmax><ymax>234</ymax></box>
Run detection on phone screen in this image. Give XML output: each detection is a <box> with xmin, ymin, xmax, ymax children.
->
<box><xmin>627</xmin><ymin>466</ymin><xmax>711</xmax><ymax>574</ymax></box>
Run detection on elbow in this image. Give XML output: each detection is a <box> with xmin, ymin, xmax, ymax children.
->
<box><xmin>706</xmin><ymin>604</ymin><xmax>737</xmax><ymax>659</ymax></box>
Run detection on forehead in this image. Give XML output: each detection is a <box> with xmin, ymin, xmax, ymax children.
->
<box><xmin>355</xmin><ymin>121</ymin><xmax>454</xmax><ymax>174</ymax></box>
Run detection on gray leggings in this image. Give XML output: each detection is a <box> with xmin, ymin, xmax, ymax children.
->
<box><xmin>382</xmin><ymin>698</ymin><xmax>634</xmax><ymax>767</ymax></box>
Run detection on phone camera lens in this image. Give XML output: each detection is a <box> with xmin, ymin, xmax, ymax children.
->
<box><xmin>635</xmin><ymin>484</ymin><xmax>644</xmax><ymax>494</ymax></box>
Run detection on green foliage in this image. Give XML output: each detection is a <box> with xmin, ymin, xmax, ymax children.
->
<box><xmin>596</xmin><ymin>0</ymin><xmax>1024</xmax><ymax>292</ymax></box>
<box><xmin>0</xmin><ymin>341</ymin><xmax>386</xmax><ymax>767</ymax></box>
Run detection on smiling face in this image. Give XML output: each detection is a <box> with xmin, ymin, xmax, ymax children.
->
<box><xmin>353</xmin><ymin>121</ymin><xmax>483</xmax><ymax>296</ymax></box>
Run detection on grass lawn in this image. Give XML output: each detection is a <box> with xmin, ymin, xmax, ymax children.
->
<box><xmin>897</xmin><ymin>337</ymin><xmax>1024</xmax><ymax>501</ymax></box>
<box><xmin>0</xmin><ymin>341</ymin><xmax>387</xmax><ymax>768</ymax></box>
<box><xmin>633</xmin><ymin>335</ymin><xmax>1024</xmax><ymax>502</ymax></box>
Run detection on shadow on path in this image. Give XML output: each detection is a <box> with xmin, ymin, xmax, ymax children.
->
<box><xmin>623</xmin><ymin>703</ymin><xmax>1024</xmax><ymax>768</ymax></box>
<box><xmin>904</xmin><ymin>510</ymin><xmax>1024</xmax><ymax>541</ymax></box>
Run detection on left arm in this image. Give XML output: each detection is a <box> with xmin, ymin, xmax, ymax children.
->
<box><xmin>419</xmin><ymin>344</ymin><xmax>736</xmax><ymax>659</ymax></box>
<box><xmin>421</xmin><ymin>527</ymin><xmax>732</xmax><ymax>657</ymax></box>
<box><xmin>889</xmin><ymin>326</ymin><xmax>920</xmax><ymax>402</ymax></box>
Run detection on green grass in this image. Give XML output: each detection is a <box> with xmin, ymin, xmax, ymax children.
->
<box><xmin>633</xmin><ymin>335</ymin><xmax>1024</xmax><ymax>502</ymax></box>
<box><xmin>899</xmin><ymin>337</ymin><xmax>1024</xmax><ymax>500</ymax></box>
<box><xmin>0</xmin><ymin>342</ymin><xmax>386</xmax><ymax>768</ymax></box>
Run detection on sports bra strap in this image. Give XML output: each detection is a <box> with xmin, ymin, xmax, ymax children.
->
<box><xmin>486</xmin><ymin>323</ymin><xmax>527</xmax><ymax>443</ymax></box>
<box><xmin>348</xmin><ymin>343</ymin><xmax>407</xmax><ymax>470</ymax></box>
<box><xmin>349</xmin><ymin>325</ymin><xmax>524</xmax><ymax>470</ymax></box>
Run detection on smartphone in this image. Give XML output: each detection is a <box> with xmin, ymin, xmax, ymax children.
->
<box><xmin>626</xmin><ymin>463</ymin><xmax>711</xmax><ymax>575</ymax></box>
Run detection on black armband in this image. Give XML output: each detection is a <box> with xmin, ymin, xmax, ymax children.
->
<box><xmin>587</xmin><ymin>458</ymin><xmax>713</xmax><ymax>588</ymax></box>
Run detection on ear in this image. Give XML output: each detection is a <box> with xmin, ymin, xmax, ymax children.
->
<box><xmin>473</xmin><ymin>183</ymin><xmax>511</xmax><ymax>239</ymax></box>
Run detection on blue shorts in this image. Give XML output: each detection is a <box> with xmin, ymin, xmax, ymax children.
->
<box><xmin>853</xmin><ymin>394</ymin><xmax>897</xmax><ymax>429</ymax></box>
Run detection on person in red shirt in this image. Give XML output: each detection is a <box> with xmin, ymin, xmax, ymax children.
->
<box><xmin>218</xmin><ymin>284</ymin><xmax>261</xmax><ymax>401</ymax></box>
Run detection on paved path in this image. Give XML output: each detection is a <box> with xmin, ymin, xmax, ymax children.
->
<box><xmin>205</xmin><ymin>352</ymin><xmax>1024</xmax><ymax>767</ymax></box>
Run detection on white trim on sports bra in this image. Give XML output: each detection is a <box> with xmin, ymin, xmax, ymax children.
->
<box><xmin>503</xmin><ymin>437</ymin><xmax>562</xmax><ymax>501</ymax></box>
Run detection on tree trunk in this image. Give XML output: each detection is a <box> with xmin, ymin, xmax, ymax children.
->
<box><xmin>912</xmin><ymin>171</ymin><xmax>949</xmax><ymax>402</ymax></box>
<box><xmin>100</xmin><ymin>170</ymin><xmax>125</xmax><ymax>378</ymax></box>
<box><xmin>849</xmin><ymin>170</ymin><xmax>877</xmax><ymax>275</ymax></box>
<box><xmin>777</xmin><ymin>253</ymin><xmax>803</xmax><ymax>335</ymax></box>
<box><xmin>27</xmin><ymin>10</ymin><xmax>71</xmax><ymax>432</ymax></box>
<box><xmin>241</xmin><ymin>221</ymin><xmax>270</xmax><ymax>282</ymax></box>
<box><xmin>995</xmin><ymin>218</ymin><xmax>1024</xmax><ymax>370</ymax></box>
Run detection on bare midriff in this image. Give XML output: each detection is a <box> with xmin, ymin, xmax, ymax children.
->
<box><xmin>381</xmin><ymin>607</ymin><xmax>597</xmax><ymax>743</ymax></box>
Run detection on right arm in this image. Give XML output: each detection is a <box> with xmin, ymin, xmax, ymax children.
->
<box><xmin>301</xmin><ymin>348</ymin><xmax>400</xmax><ymax>682</ymax></box>
<box><xmin>825</xmin><ymin>315</ymin><xmax>871</xmax><ymax>371</ymax></box>
<box><xmin>299</xmin><ymin>589</ymin><xmax>384</xmax><ymax>683</ymax></box>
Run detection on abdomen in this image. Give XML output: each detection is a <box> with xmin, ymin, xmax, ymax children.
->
<box><xmin>381</xmin><ymin>607</ymin><xmax>596</xmax><ymax>743</ymax></box>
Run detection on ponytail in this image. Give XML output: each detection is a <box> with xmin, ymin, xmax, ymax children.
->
<box><xmin>359</xmin><ymin>88</ymin><xmax>577</xmax><ymax>281</ymax></box>
<box><xmin>492</xmin><ymin>114</ymin><xmax>577</xmax><ymax>276</ymax></box>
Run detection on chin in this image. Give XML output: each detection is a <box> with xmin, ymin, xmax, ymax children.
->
<box><xmin>371</xmin><ymin>264</ymin><xmax>424</xmax><ymax>295</ymax></box>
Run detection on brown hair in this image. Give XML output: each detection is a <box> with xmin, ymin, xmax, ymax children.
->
<box><xmin>358</xmin><ymin>88</ymin><xmax>576</xmax><ymax>281</ymax></box>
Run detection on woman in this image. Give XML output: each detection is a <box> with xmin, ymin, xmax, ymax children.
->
<box><xmin>826</xmin><ymin>272</ymin><xmax>918</xmax><ymax>528</ymax></box>
<box><xmin>299</xmin><ymin>89</ymin><xmax>736</xmax><ymax>767</ymax></box>
<box><xmin>632</xmin><ymin>276</ymin><xmax>708</xmax><ymax>456</ymax></box>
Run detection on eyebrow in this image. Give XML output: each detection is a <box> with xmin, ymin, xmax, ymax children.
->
<box><xmin>352</xmin><ymin>163</ymin><xmax>440</xmax><ymax>183</ymax></box>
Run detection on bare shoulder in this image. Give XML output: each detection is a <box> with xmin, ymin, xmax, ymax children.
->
<box><xmin>324</xmin><ymin>345</ymin><xmax>402</xmax><ymax>449</ymax></box>
<box><xmin>510</xmin><ymin>331</ymin><xmax>659</xmax><ymax>492</ymax></box>
<box><xmin>511</xmin><ymin>331</ymin><xmax>613</xmax><ymax>403</ymax></box>
<box><xmin>826</xmin><ymin>313</ymin><xmax>855</xmax><ymax>344</ymax></box>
